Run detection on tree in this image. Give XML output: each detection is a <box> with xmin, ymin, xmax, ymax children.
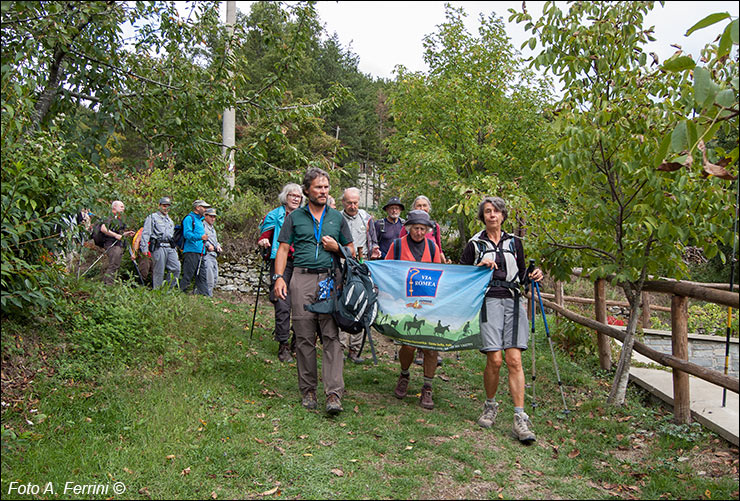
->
<box><xmin>512</xmin><ymin>1</ymin><xmax>737</xmax><ymax>405</ymax></box>
<box><xmin>385</xmin><ymin>5</ymin><xmax>552</xmax><ymax>247</ymax></box>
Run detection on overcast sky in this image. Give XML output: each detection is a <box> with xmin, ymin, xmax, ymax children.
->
<box><xmin>225</xmin><ymin>1</ymin><xmax>739</xmax><ymax>80</ymax></box>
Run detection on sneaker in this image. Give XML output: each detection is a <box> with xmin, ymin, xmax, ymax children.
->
<box><xmin>394</xmin><ymin>373</ymin><xmax>410</xmax><ymax>399</ymax></box>
<box><xmin>512</xmin><ymin>412</ymin><xmax>536</xmax><ymax>443</ymax></box>
<box><xmin>419</xmin><ymin>384</ymin><xmax>434</xmax><ymax>410</ymax></box>
<box><xmin>347</xmin><ymin>350</ymin><xmax>364</xmax><ymax>364</ymax></box>
<box><xmin>326</xmin><ymin>393</ymin><xmax>343</xmax><ymax>415</ymax></box>
<box><xmin>301</xmin><ymin>391</ymin><xmax>317</xmax><ymax>410</ymax></box>
<box><xmin>436</xmin><ymin>355</ymin><xmax>443</xmax><ymax>367</ymax></box>
<box><xmin>278</xmin><ymin>342</ymin><xmax>293</xmax><ymax>363</ymax></box>
<box><xmin>477</xmin><ymin>401</ymin><xmax>499</xmax><ymax>429</ymax></box>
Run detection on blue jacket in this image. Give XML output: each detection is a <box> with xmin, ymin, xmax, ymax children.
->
<box><xmin>260</xmin><ymin>205</ymin><xmax>286</xmax><ymax>260</ymax></box>
<box><xmin>183</xmin><ymin>211</ymin><xmax>205</xmax><ymax>254</ymax></box>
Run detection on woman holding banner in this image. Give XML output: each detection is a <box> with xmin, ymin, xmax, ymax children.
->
<box><xmin>459</xmin><ymin>196</ymin><xmax>543</xmax><ymax>443</ymax></box>
<box><xmin>386</xmin><ymin>209</ymin><xmax>442</xmax><ymax>410</ymax></box>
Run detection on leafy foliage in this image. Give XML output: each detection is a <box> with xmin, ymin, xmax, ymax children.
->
<box><xmin>386</xmin><ymin>5</ymin><xmax>554</xmax><ymax>245</ymax></box>
<box><xmin>1</xmin><ymin>125</ymin><xmax>100</xmax><ymax>317</ymax></box>
<box><xmin>511</xmin><ymin>1</ymin><xmax>737</xmax><ymax>404</ymax></box>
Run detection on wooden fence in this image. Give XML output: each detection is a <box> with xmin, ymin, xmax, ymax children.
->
<box><xmin>531</xmin><ymin>277</ymin><xmax>739</xmax><ymax>424</ymax></box>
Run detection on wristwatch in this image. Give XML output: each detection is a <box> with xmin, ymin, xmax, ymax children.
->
<box><xmin>272</xmin><ymin>274</ymin><xmax>283</xmax><ymax>281</ymax></box>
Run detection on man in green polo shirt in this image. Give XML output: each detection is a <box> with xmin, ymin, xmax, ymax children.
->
<box><xmin>273</xmin><ymin>167</ymin><xmax>354</xmax><ymax>415</ymax></box>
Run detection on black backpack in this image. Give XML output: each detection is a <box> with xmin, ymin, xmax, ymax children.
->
<box><xmin>172</xmin><ymin>214</ymin><xmax>192</xmax><ymax>251</ymax></box>
<box><xmin>91</xmin><ymin>222</ymin><xmax>106</xmax><ymax>248</ymax></box>
<box><xmin>305</xmin><ymin>246</ymin><xmax>379</xmax><ymax>360</ymax></box>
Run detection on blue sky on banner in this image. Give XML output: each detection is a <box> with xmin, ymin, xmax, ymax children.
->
<box><xmin>366</xmin><ymin>261</ymin><xmax>492</xmax><ymax>330</ymax></box>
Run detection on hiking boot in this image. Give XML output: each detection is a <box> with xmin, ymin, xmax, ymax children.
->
<box><xmin>477</xmin><ymin>401</ymin><xmax>499</xmax><ymax>429</ymax></box>
<box><xmin>301</xmin><ymin>391</ymin><xmax>317</xmax><ymax>410</ymax></box>
<box><xmin>394</xmin><ymin>373</ymin><xmax>410</xmax><ymax>399</ymax></box>
<box><xmin>512</xmin><ymin>412</ymin><xmax>536</xmax><ymax>443</ymax></box>
<box><xmin>326</xmin><ymin>393</ymin><xmax>343</xmax><ymax>415</ymax></box>
<box><xmin>414</xmin><ymin>348</ymin><xmax>423</xmax><ymax>366</ymax></box>
<box><xmin>419</xmin><ymin>384</ymin><xmax>434</xmax><ymax>410</ymax></box>
<box><xmin>347</xmin><ymin>350</ymin><xmax>364</xmax><ymax>364</ymax></box>
<box><xmin>278</xmin><ymin>342</ymin><xmax>293</xmax><ymax>363</ymax></box>
<box><xmin>437</xmin><ymin>355</ymin><xmax>443</xmax><ymax>367</ymax></box>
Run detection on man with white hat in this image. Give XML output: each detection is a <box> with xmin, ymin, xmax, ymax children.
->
<box><xmin>180</xmin><ymin>199</ymin><xmax>210</xmax><ymax>295</ymax></box>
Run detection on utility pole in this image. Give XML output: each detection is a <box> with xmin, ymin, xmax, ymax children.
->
<box><xmin>222</xmin><ymin>0</ymin><xmax>236</xmax><ymax>194</ymax></box>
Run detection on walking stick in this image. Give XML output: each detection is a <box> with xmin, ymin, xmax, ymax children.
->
<box><xmin>125</xmin><ymin>240</ymin><xmax>145</xmax><ymax>286</ymax></box>
<box><xmin>81</xmin><ymin>244</ymin><xmax>114</xmax><ymax>277</ymax></box>
<box><xmin>723</xmin><ymin>178</ymin><xmax>739</xmax><ymax>407</ymax></box>
<box><xmin>358</xmin><ymin>325</ymin><xmax>379</xmax><ymax>365</ymax></box>
<box><xmin>191</xmin><ymin>244</ymin><xmax>207</xmax><ymax>295</ymax></box>
<box><xmin>249</xmin><ymin>248</ymin><xmax>270</xmax><ymax>341</ymax></box>
<box><xmin>531</xmin><ymin>283</ymin><xmax>538</xmax><ymax>411</ymax></box>
<box><xmin>533</xmin><ymin>279</ymin><xmax>570</xmax><ymax>415</ymax></box>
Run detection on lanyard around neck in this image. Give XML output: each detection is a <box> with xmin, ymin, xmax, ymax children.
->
<box><xmin>310</xmin><ymin>205</ymin><xmax>327</xmax><ymax>260</ymax></box>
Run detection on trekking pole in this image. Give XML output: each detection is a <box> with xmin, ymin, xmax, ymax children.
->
<box><xmin>126</xmin><ymin>240</ymin><xmax>145</xmax><ymax>286</ymax></box>
<box><xmin>531</xmin><ymin>282</ymin><xmax>537</xmax><ymax>411</ymax></box>
<box><xmin>249</xmin><ymin>247</ymin><xmax>270</xmax><ymax>341</ymax></box>
<box><xmin>722</xmin><ymin>177</ymin><xmax>739</xmax><ymax>407</ymax></box>
<box><xmin>80</xmin><ymin>244</ymin><xmax>113</xmax><ymax>277</ymax></box>
<box><xmin>192</xmin><ymin>244</ymin><xmax>207</xmax><ymax>295</ymax></box>
<box><xmin>358</xmin><ymin>326</ymin><xmax>378</xmax><ymax>365</ymax></box>
<box><xmin>533</xmin><ymin>280</ymin><xmax>570</xmax><ymax>415</ymax></box>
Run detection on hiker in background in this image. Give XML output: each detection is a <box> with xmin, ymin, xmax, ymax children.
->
<box><xmin>100</xmin><ymin>200</ymin><xmax>135</xmax><ymax>285</ymax></box>
<box><xmin>459</xmin><ymin>196</ymin><xmax>543</xmax><ymax>443</ymax></box>
<box><xmin>60</xmin><ymin>208</ymin><xmax>92</xmax><ymax>273</ymax></box>
<box><xmin>273</xmin><ymin>167</ymin><xmax>354</xmax><ymax>415</ymax></box>
<box><xmin>400</xmin><ymin>194</ymin><xmax>449</xmax><ymax>366</ymax></box>
<box><xmin>202</xmin><ymin>207</ymin><xmax>222</xmax><ymax>297</ymax></box>
<box><xmin>339</xmin><ymin>187</ymin><xmax>380</xmax><ymax>364</ymax></box>
<box><xmin>327</xmin><ymin>195</ymin><xmax>337</xmax><ymax>209</ymax></box>
<box><xmin>140</xmin><ymin>197</ymin><xmax>180</xmax><ymax>289</ymax></box>
<box><xmin>374</xmin><ymin>196</ymin><xmax>405</xmax><ymax>259</ymax></box>
<box><xmin>258</xmin><ymin>183</ymin><xmax>304</xmax><ymax>363</ymax></box>
<box><xmin>399</xmin><ymin>195</ymin><xmax>448</xmax><ymax>263</ymax></box>
<box><xmin>386</xmin><ymin>209</ymin><xmax>442</xmax><ymax>410</ymax></box>
<box><xmin>180</xmin><ymin>199</ymin><xmax>210</xmax><ymax>295</ymax></box>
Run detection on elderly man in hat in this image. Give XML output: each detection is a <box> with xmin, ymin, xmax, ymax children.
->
<box><xmin>140</xmin><ymin>196</ymin><xmax>181</xmax><ymax>289</ymax></box>
<box><xmin>202</xmin><ymin>207</ymin><xmax>223</xmax><ymax>297</ymax></box>
<box><xmin>180</xmin><ymin>199</ymin><xmax>210</xmax><ymax>295</ymax></box>
<box><xmin>374</xmin><ymin>196</ymin><xmax>405</xmax><ymax>259</ymax></box>
<box><xmin>385</xmin><ymin>209</ymin><xmax>442</xmax><ymax>410</ymax></box>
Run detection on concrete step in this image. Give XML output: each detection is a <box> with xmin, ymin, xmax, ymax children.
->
<box><xmin>616</xmin><ymin>341</ymin><xmax>739</xmax><ymax>445</ymax></box>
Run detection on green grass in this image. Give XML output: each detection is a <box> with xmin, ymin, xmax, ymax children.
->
<box><xmin>1</xmin><ymin>278</ymin><xmax>738</xmax><ymax>500</ymax></box>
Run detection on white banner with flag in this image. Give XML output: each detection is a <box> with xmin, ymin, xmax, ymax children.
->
<box><xmin>366</xmin><ymin>261</ymin><xmax>493</xmax><ymax>351</ymax></box>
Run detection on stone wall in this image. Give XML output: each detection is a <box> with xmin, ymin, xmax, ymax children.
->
<box><xmin>640</xmin><ymin>329</ymin><xmax>739</xmax><ymax>378</ymax></box>
<box><xmin>214</xmin><ymin>254</ymin><xmax>269</xmax><ymax>295</ymax></box>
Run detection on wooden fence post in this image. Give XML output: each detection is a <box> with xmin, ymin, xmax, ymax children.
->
<box><xmin>671</xmin><ymin>295</ymin><xmax>691</xmax><ymax>424</ymax></box>
<box><xmin>594</xmin><ymin>279</ymin><xmax>612</xmax><ymax>370</ymax></box>
<box><xmin>640</xmin><ymin>292</ymin><xmax>651</xmax><ymax>329</ymax></box>
<box><xmin>554</xmin><ymin>281</ymin><xmax>564</xmax><ymax>325</ymax></box>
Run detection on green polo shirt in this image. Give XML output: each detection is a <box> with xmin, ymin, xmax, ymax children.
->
<box><xmin>277</xmin><ymin>205</ymin><xmax>352</xmax><ymax>269</ymax></box>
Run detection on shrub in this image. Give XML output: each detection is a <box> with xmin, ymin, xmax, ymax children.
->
<box><xmin>552</xmin><ymin>319</ymin><xmax>598</xmax><ymax>360</ymax></box>
<box><xmin>687</xmin><ymin>302</ymin><xmax>738</xmax><ymax>337</ymax></box>
<box><xmin>107</xmin><ymin>163</ymin><xmax>228</xmax><ymax>228</ymax></box>
<box><xmin>1</xmin><ymin>128</ymin><xmax>101</xmax><ymax>318</ymax></box>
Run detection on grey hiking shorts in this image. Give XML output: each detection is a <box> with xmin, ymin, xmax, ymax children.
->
<box><xmin>480</xmin><ymin>296</ymin><xmax>529</xmax><ymax>352</ymax></box>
